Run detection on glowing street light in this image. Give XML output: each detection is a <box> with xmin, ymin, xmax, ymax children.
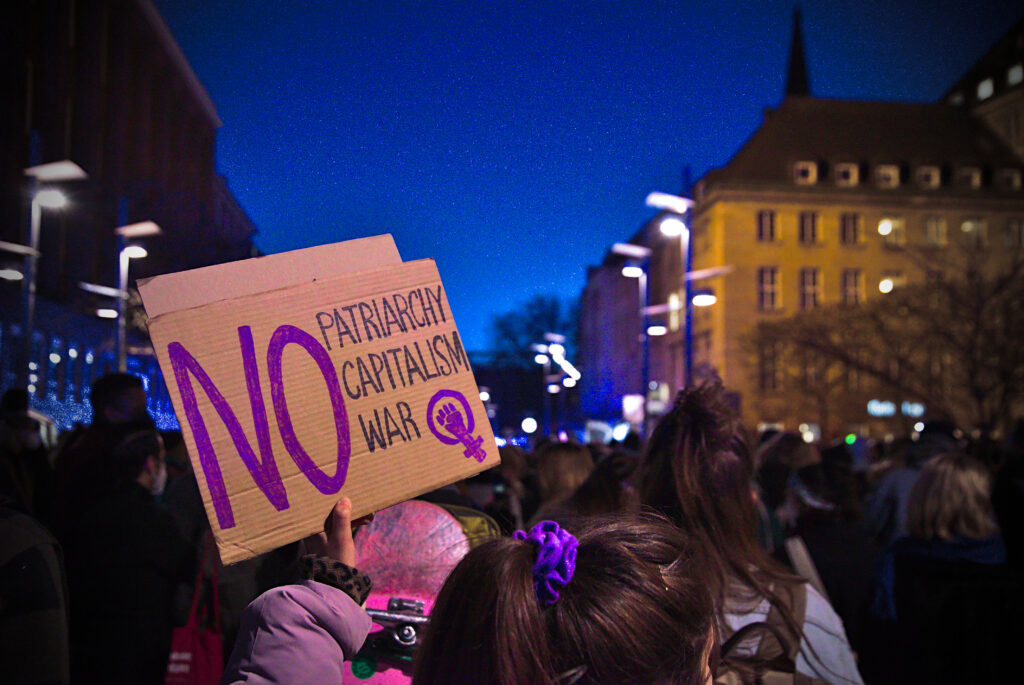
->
<box><xmin>878</xmin><ymin>218</ymin><xmax>893</xmax><ymax>236</ymax></box>
<box><xmin>115</xmin><ymin>221</ymin><xmax>162</xmax><ymax>371</ymax></box>
<box><xmin>521</xmin><ymin>417</ymin><xmax>538</xmax><ymax>434</ymax></box>
<box><xmin>879</xmin><ymin>278</ymin><xmax>894</xmax><ymax>294</ymax></box>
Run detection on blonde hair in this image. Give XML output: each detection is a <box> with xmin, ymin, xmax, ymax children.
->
<box><xmin>906</xmin><ymin>453</ymin><xmax>997</xmax><ymax>541</ymax></box>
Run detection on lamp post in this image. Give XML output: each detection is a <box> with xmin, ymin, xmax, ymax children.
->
<box><xmin>612</xmin><ymin>242</ymin><xmax>652</xmax><ymax>434</ymax></box>
<box><xmin>646</xmin><ymin>192</ymin><xmax>695</xmax><ymax>388</ymax></box>
<box><xmin>21</xmin><ymin>161</ymin><xmax>88</xmax><ymax>387</ymax></box>
<box><xmin>114</xmin><ymin>221</ymin><xmax>162</xmax><ymax>371</ymax></box>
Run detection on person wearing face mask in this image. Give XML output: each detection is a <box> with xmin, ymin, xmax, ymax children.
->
<box><xmin>63</xmin><ymin>418</ymin><xmax>192</xmax><ymax>685</ymax></box>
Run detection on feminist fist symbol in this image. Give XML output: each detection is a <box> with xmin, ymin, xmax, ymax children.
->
<box><xmin>427</xmin><ymin>390</ymin><xmax>487</xmax><ymax>463</ymax></box>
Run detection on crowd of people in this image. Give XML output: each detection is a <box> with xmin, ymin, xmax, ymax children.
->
<box><xmin>1</xmin><ymin>372</ymin><xmax>1022</xmax><ymax>684</ymax></box>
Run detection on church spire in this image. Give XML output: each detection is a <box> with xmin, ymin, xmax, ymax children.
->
<box><xmin>785</xmin><ymin>6</ymin><xmax>810</xmax><ymax>97</ymax></box>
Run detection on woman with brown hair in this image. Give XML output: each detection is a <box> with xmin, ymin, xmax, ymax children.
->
<box><xmin>412</xmin><ymin>513</ymin><xmax>715</xmax><ymax>685</ymax></box>
<box><xmin>527</xmin><ymin>440</ymin><xmax>594</xmax><ymax>524</ymax></box>
<box><xmin>636</xmin><ymin>381</ymin><xmax>862</xmax><ymax>684</ymax></box>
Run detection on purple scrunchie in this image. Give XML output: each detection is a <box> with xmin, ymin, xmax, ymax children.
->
<box><xmin>514</xmin><ymin>521</ymin><xmax>578</xmax><ymax>606</ymax></box>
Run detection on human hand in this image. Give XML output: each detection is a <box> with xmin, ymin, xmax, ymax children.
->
<box><xmin>437</xmin><ymin>403</ymin><xmax>466</xmax><ymax>435</ymax></box>
<box><xmin>302</xmin><ymin>497</ymin><xmax>374</xmax><ymax>567</ymax></box>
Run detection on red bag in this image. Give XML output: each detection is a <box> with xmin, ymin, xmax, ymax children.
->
<box><xmin>165</xmin><ymin>532</ymin><xmax>223</xmax><ymax>685</ymax></box>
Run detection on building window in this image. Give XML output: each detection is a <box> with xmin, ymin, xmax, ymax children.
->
<box><xmin>842</xmin><ymin>269</ymin><xmax>863</xmax><ymax>304</ymax></box>
<box><xmin>1006</xmin><ymin>219</ymin><xmax>1024</xmax><ymax>248</ymax></box>
<box><xmin>1010</xmin><ymin>64</ymin><xmax>1024</xmax><ymax>87</ymax></box>
<box><xmin>668</xmin><ymin>292</ymin><xmax>680</xmax><ymax>331</ymax></box>
<box><xmin>956</xmin><ymin>167</ymin><xmax>982</xmax><ymax>189</ymax></box>
<box><xmin>997</xmin><ymin>169</ymin><xmax>1022</xmax><ymax>191</ymax></box>
<box><xmin>800</xmin><ymin>268</ymin><xmax>820</xmax><ymax>309</ymax></box>
<box><xmin>758</xmin><ymin>267</ymin><xmax>780</xmax><ymax>311</ymax></box>
<box><xmin>878</xmin><ymin>216</ymin><xmax>906</xmax><ymax>245</ymax></box>
<box><xmin>799</xmin><ymin>211</ymin><xmax>818</xmax><ymax>244</ymax></box>
<box><xmin>961</xmin><ymin>218</ymin><xmax>989</xmax><ymax>247</ymax></box>
<box><xmin>757</xmin><ymin>210</ymin><xmax>776</xmax><ymax>242</ymax></box>
<box><xmin>915</xmin><ymin>165</ymin><xmax>941</xmax><ymax>189</ymax></box>
<box><xmin>835</xmin><ymin>163</ymin><xmax>859</xmax><ymax>187</ymax></box>
<box><xmin>875</xmin><ymin>164</ymin><xmax>900</xmax><ymax>188</ymax></box>
<box><xmin>977</xmin><ymin>77</ymin><xmax>994</xmax><ymax>100</ymax></box>
<box><xmin>840</xmin><ymin>212</ymin><xmax>860</xmax><ymax>245</ymax></box>
<box><xmin>794</xmin><ymin>161</ymin><xmax>818</xmax><ymax>185</ymax></box>
<box><xmin>759</xmin><ymin>342</ymin><xmax>779</xmax><ymax>392</ymax></box>
<box><xmin>925</xmin><ymin>217</ymin><xmax>948</xmax><ymax>246</ymax></box>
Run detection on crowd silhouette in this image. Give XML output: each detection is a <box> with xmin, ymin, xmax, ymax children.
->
<box><xmin>1</xmin><ymin>373</ymin><xmax>1021</xmax><ymax>684</ymax></box>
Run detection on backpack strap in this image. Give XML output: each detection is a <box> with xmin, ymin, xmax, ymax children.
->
<box><xmin>761</xmin><ymin>581</ymin><xmax>807</xmax><ymax>663</ymax></box>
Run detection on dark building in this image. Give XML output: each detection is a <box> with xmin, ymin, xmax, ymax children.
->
<box><xmin>1</xmin><ymin>0</ymin><xmax>256</xmax><ymax>427</ymax></box>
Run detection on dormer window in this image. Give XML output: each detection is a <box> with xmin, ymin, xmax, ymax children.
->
<box><xmin>835</xmin><ymin>163</ymin><xmax>859</xmax><ymax>187</ymax></box>
<box><xmin>956</xmin><ymin>167</ymin><xmax>982</xmax><ymax>189</ymax></box>
<box><xmin>977</xmin><ymin>78</ymin><xmax>994</xmax><ymax>100</ymax></box>
<box><xmin>1009</xmin><ymin>64</ymin><xmax>1023</xmax><ymax>87</ymax></box>
<box><xmin>794</xmin><ymin>161</ymin><xmax>818</xmax><ymax>185</ymax></box>
<box><xmin>997</xmin><ymin>169</ymin><xmax>1022</xmax><ymax>191</ymax></box>
<box><xmin>915</xmin><ymin>166</ymin><xmax>941</xmax><ymax>189</ymax></box>
<box><xmin>875</xmin><ymin>164</ymin><xmax>900</xmax><ymax>189</ymax></box>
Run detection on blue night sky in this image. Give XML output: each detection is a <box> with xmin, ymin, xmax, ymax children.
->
<box><xmin>153</xmin><ymin>1</ymin><xmax>1023</xmax><ymax>352</ymax></box>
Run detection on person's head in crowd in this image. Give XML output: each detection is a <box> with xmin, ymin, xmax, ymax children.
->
<box><xmin>755</xmin><ymin>432</ymin><xmax>831</xmax><ymax>529</ymax></box>
<box><xmin>497</xmin><ymin>445</ymin><xmax>527</xmax><ymax>485</ymax></box>
<box><xmin>90</xmin><ymin>373</ymin><xmax>148</xmax><ymax>426</ymax></box>
<box><xmin>906</xmin><ymin>452</ymin><xmax>998</xmax><ymax>542</ymax></box>
<box><xmin>905</xmin><ymin>420</ymin><xmax>959</xmax><ymax>469</ymax></box>
<box><xmin>637</xmin><ymin>380</ymin><xmax>800</xmax><ymax>617</ymax></box>
<box><xmin>109</xmin><ymin>418</ymin><xmax>167</xmax><ymax>496</ymax></box>
<box><xmin>412</xmin><ymin>514</ymin><xmax>715</xmax><ymax>685</ymax></box>
<box><xmin>818</xmin><ymin>443</ymin><xmax>862</xmax><ymax>521</ymax></box>
<box><xmin>561</xmin><ymin>450</ymin><xmax>640</xmax><ymax>518</ymax></box>
<box><xmin>535</xmin><ymin>441</ymin><xmax>593</xmax><ymax>506</ymax></box>
<box><xmin>0</xmin><ymin>388</ymin><xmax>29</xmax><ymax>416</ymax></box>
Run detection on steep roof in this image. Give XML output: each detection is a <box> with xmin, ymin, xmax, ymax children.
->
<box><xmin>943</xmin><ymin>17</ymin><xmax>1024</xmax><ymax>107</ymax></box>
<box><xmin>701</xmin><ymin>96</ymin><xmax>1022</xmax><ymax>188</ymax></box>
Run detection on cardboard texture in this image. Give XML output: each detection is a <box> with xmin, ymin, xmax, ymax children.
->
<box><xmin>140</xmin><ymin>236</ymin><xmax>499</xmax><ymax>565</ymax></box>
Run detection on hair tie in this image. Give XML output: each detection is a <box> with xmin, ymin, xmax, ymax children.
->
<box><xmin>514</xmin><ymin>521</ymin><xmax>578</xmax><ymax>606</ymax></box>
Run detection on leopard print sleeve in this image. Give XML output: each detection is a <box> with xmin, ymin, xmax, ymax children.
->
<box><xmin>298</xmin><ymin>554</ymin><xmax>373</xmax><ymax>606</ymax></box>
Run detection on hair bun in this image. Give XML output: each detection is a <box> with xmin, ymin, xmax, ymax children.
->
<box><xmin>671</xmin><ymin>380</ymin><xmax>737</xmax><ymax>453</ymax></box>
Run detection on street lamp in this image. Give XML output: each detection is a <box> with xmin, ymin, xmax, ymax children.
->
<box><xmin>21</xmin><ymin>160</ymin><xmax>88</xmax><ymax>387</ymax></box>
<box><xmin>612</xmin><ymin>242</ymin><xmax>652</xmax><ymax>434</ymax></box>
<box><xmin>646</xmin><ymin>192</ymin><xmax>696</xmax><ymax>388</ymax></box>
<box><xmin>115</xmin><ymin>221</ymin><xmax>162</xmax><ymax>371</ymax></box>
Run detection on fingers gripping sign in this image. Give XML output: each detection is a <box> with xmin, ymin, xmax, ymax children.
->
<box><xmin>426</xmin><ymin>390</ymin><xmax>487</xmax><ymax>463</ymax></box>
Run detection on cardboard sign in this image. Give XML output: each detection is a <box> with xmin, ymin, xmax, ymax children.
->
<box><xmin>139</xmin><ymin>236</ymin><xmax>499</xmax><ymax>564</ymax></box>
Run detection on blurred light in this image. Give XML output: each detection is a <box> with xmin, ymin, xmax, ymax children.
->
<box><xmin>548</xmin><ymin>343</ymin><xmax>565</xmax><ymax>357</ymax></box>
<box><xmin>96</xmin><ymin>308</ymin><xmax>118</xmax><ymax>319</ymax></box>
<box><xmin>646</xmin><ymin>192</ymin><xmax>694</xmax><ymax>214</ymax></box>
<box><xmin>799</xmin><ymin>423</ymin><xmax>809</xmax><ymax>432</ymax></box>
<box><xmin>494</xmin><ymin>436</ymin><xmax>507</xmax><ymax>448</ymax></box>
<box><xmin>115</xmin><ymin>221</ymin><xmax>162</xmax><ymax>238</ymax></box>
<box><xmin>27</xmin><ymin>362</ymin><xmax>38</xmax><ymax>371</ymax></box>
<box><xmin>34</xmin><ymin>189</ymin><xmax>67</xmax><ymax>209</ymax></box>
<box><xmin>122</xmin><ymin>245</ymin><xmax>148</xmax><ymax>259</ymax></box>
<box><xmin>878</xmin><ymin>278</ymin><xmax>894</xmax><ymax>294</ymax></box>
<box><xmin>611</xmin><ymin>422</ymin><xmax>631</xmax><ymax>441</ymax></box>
<box><xmin>562</xmin><ymin>377</ymin><xmax>576</xmax><ymax>388</ymax></box>
<box><xmin>802</xmin><ymin>431</ymin><xmax>815</xmax><ymax>443</ymax></box>
<box><xmin>546</xmin><ymin>383</ymin><xmax>561</xmax><ymax>394</ymax></box>
<box><xmin>479</xmin><ymin>390</ymin><xmax>491</xmax><ymax>403</ymax></box>
<box><xmin>68</xmin><ymin>348</ymin><xmax>78</xmax><ymax>359</ymax></box>
<box><xmin>0</xmin><ymin>268</ymin><xmax>23</xmax><ymax>281</ymax></box>
<box><xmin>85</xmin><ymin>352</ymin><xmax>94</xmax><ymax>364</ymax></box>
<box><xmin>534</xmin><ymin>353</ymin><xmax>549</xmax><ymax>365</ymax></box>
<box><xmin>29</xmin><ymin>374</ymin><xmax>38</xmax><ymax>383</ymax></box>
<box><xmin>914</xmin><ymin>421</ymin><xmax>925</xmax><ymax>432</ymax></box>
<box><xmin>49</xmin><ymin>353</ymin><xmax>61</xmax><ymax>364</ymax></box>
<box><xmin>27</xmin><ymin>384</ymin><xmax>36</xmax><ymax>394</ymax></box>
<box><xmin>24</xmin><ymin>160</ymin><xmax>88</xmax><ymax>182</ymax></box>
<box><xmin>867</xmin><ymin>399</ymin><xmax>896</xmax><ymax>417</ymax></box>
<box><xmin>486</xmin><ymin>408</ymin><xmax>496</xmax><ymax>418</ymax></box>
<box><xmin>692</xmin><ymin>292</ymin><xmax>717</xmax><ymax>307</ymax></box>
<box><xmin>844</xmin><ymin>433</ymin><xmax>857</xmax><ymax>445</ymax></box>
<box><xmin>901</xmin><ymin>401</ymin><xmax>925</xmax><ymax>418</ymax></box>
<box><xmin>558</xmin><ymin>430</ymin><xmax>569</xmax><ymax>442</ymax></box>
<box><xmin>647</xmin><ymin>324</ymin><xmax>667</xmax><ymax>336</ymax></box>
<box><xmin>659</xmin><ymin>217</ymin><xmax>687</xmax><ymax>237</ymax></box>
<box><xmin>521</xmin><ymin>417</ymin><xmax>538</xmax><ymax>434</ymax></box>
<box><xmin>621</xmin><ymin>265</ymin><xmax>644</xmax><ymax>278</ymax></box>
<box><xmin>878</xmin><ymin>218</ymin><xmax>893</xmax><ymax>236</ymax></box>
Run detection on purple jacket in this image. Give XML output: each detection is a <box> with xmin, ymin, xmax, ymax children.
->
<box><xmin>222</xmin><ymin>579</ymin><xmax>372</xmax><ymax>684</ymax></box>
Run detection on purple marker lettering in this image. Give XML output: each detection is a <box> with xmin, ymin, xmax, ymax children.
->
<box><xmin>168</xmin><ymin>328</ymin><xmax>289</xmax><ymax>531</ymax></box>
<box><xmin>266</xmin><ymin>325</ymin><xmax>351</xmax><ymax>494</ymax></box>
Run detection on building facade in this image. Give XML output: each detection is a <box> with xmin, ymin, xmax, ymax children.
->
<box><xmin>0</xmin><ymin>0</ymin><xmax>256</xmax><ymax>427</ymax></box>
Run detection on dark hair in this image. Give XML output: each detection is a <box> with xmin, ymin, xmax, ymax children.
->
<box><xmin>535</xmin><ymin>441</ymin><xmax>593</xmax><ymax>505</ymax></box>
<box><xmin>109</xmin><ymin>418</ymin><xmax>162</xmax><ymax>482</ymax></box>
<box><xmin>561</xmin><ymin>450</ymin><xmax>639</xmax><ymax>518</ymax></box>
<box><xmin>636</xmin><ymin>381</ymin><xmax>805</xmax><ymax>642</ymax></box>
<box><xmin>90</xmin><ymin>372</ymin><xmax>144</xmax><ymax>419</ymax></box>
<box><xmin>1</xmin><ymin>388</ymin><xmax>29</xmax><ymax>414</ymax></box>
<box><xmin>412</xmin><ymin>514</ymin><xmax>714</xmax><ymax>685</ymax></box>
